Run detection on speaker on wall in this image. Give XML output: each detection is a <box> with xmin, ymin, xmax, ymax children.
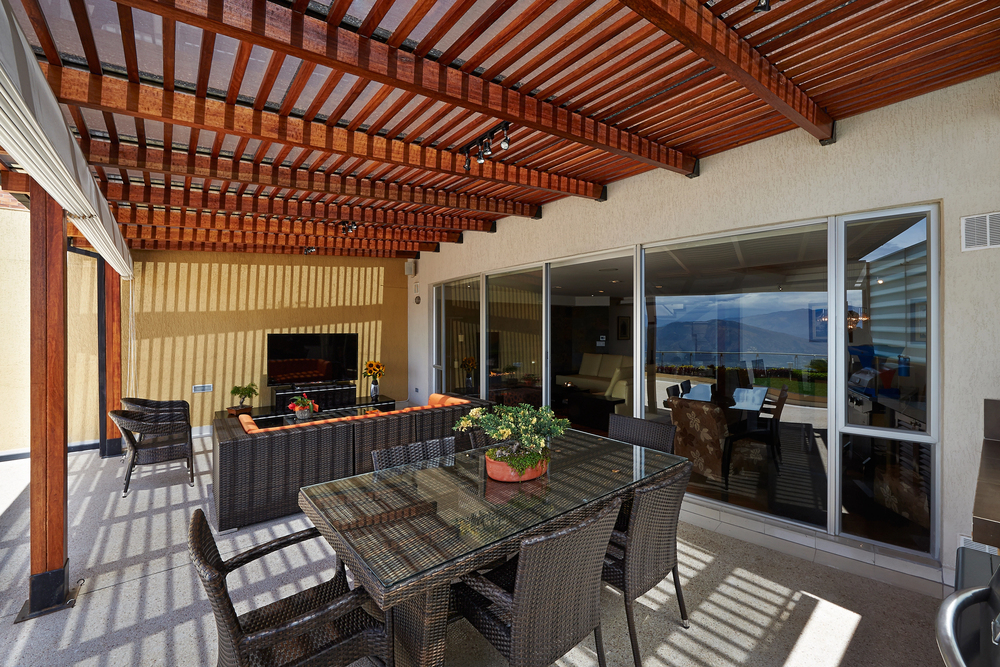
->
<box><xmin>404</xmin><ymin>259</ymin><xmax>417</xmax><ymax>276</ymax></box>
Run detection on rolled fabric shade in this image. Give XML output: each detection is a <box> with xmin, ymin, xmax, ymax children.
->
<box><xmin>0</xmin><ymin>0</ymin><xmax>132</xmax><ymax>278</ymax></box>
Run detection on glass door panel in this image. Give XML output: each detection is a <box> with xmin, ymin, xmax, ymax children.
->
<box><xmin>549</xmin><ymin>255</ymin><xmax>634</xmax><ymax>435</ymax></box>
<box><xmin>841</xmin><ymin>211</ymin><xmax>932</xmax><ymax>550</ymax></box>
<box><xmin>443</xmin><ymin>278</ymin><xmax>480</xmax><ymax>395</ymax></box>
<box><xmin>644</xmin><ymin>223</ymin><xmax>829</xmax><ymax>527</ymax></box>
<box><xmin>487</xmin><ymin>269</ymin><xmax>543</xmax><ymax>407</ymax></box>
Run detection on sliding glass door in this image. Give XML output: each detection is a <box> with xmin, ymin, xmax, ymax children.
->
<box><xmin>442</xmin><ymin>278</ymin><xmax>481</xmax><ymax>395</ymax></box>
<box><xmin>643</xmin><ymin>223</ymin><xmax>829</xmax><ymax>526</ymax></box>
<box><xmin>486</xmin><ymin>269</ymin><xmax>543</xmax><ymax>407</ymax></box>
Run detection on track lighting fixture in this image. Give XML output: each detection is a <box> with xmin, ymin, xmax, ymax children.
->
<box><xmin>459</xmin><ymin>121</ymin><xmax>512</xmax><ymax>171</ymax></box>
<box><xmin>303</xmin><ymin>246</ymin><xmax>317</xmax><ymax>255</ymax></box>
<box><xmin>754</xmin><ymin>0</ymin><xmax>771</xmax><ymax>11</ymax></box>
<box><xmin>340</xmin><ymin>221</ymin><xmax>358</xmax><ymax>235</ymax></box>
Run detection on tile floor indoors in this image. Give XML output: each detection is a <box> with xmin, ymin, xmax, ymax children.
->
<box><xmin>0</xmin><ymin>437</ymin><xmax>943</xmax><ymax>667</ymax></box>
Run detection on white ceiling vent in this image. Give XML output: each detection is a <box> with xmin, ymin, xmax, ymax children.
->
<box><xmin>962</xmin><ymin>212</ymin><xmax>1000</xmax><ymax>251</ymax></box>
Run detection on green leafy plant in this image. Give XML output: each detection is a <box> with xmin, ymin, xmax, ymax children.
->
<box><xmin>454</xmin><ymin>404</ymin><xmax>570</xmax><ymax>474</ymax></box>
<box><xmin>287</xmin><ymin>393</ymin><xmax>319</xmax><ymax>412</ymax></box>
<box><xmin>230</xmin><ymin>382</ymin><xmax>258</xmax><ymax>407</ymax></box>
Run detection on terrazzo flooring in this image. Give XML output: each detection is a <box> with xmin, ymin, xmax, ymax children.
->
<box><xmin>0</xmin><ymin>438</ymin><xmax>942</xmax><ymax>666</ymax></box>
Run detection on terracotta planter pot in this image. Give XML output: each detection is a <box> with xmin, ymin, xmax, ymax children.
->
<box><xmin>485</xmin><ymin>452</ymin><xmax>549</xmax><ymax>483</ymax></box>
<box><xmin>485</xmin><ymin>475</ymin><xmax>548</xmax><ymax>504</ymax></box>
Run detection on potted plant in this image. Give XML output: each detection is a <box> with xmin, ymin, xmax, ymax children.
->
<box><xmin>227</xmin><ymin>382</ymin><xmax>259</xmax><ymax>416</ymax></box>
<box><xmin>521</xmin><ymin>373</ymin><xmax>539</xmax><ymax>387</ymax></box>
<box><xmin>460</xmin><ymin>356</ymin><xmax>477</xmax><ymax>391</ymax></box>
<box><xmin>288</xmin><ymin>393</ymin><xmax>319</xmax><ymax>421</ymax></box>
<box><xmin>454</xmin><ymin>404</ymin><xmax>570</xmax><ymax>482</ymax></box>
<box><xmin>362</xmin><ymin>360</ymin><xmax>386</xmax><ymax>399</ymax></box>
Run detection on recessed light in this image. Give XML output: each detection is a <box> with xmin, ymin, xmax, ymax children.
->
<box><xmin>598</xmin><ymin>290</ymin><xmax>604</xmax><ymax>293</ymax></box>
<box><xmin>655</xmin><ymin>285</ymin><xmax>663</xmax><ymax>289</ymax></box>
<box><xmin>610</xmin><ymin>280</ymin><xmax>620</xmax><ymax>284</ymax></box>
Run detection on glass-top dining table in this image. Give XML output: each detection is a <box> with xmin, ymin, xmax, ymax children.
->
<box><xmin>298</xmin><ymin>429</ymin><xmax>687</xmax><ymax>667</ymax></box>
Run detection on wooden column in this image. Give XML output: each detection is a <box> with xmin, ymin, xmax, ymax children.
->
<box><xmin>17</xmin><ymin>179</ymin><xmax>76</xmax><ymax>622</ymax></box>
<box><xmin>99</xmin><ymin>260</ymin><xmax>122</xmax><ymax>458</ymax></box>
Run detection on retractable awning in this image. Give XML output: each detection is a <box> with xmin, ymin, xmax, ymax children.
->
<box><xmin>0</xmin><ymin>0</ymin><xmax>132</xmax><ymax>278</ymax></box>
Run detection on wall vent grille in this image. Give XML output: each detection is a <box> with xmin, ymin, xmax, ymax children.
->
<box><xmin>959</xmin><ymin>534</ymin><xmax>998</xmax><ymax>555</ymax></box>
<box><xmin>962</xmin><ymin>212</ymin><xmax>1000</xmax><ymax>251</ymax></box>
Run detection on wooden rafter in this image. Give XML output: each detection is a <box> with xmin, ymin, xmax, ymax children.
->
<box><xmin>101</xmin><ymin>207</ymin><xmax>463</xmax><ymax>244</ymax></box>
<box><xmin>43</xmin><ymin>65</ymin><xmax>605</xmax><ymax>200</ymax></box>
<box><xmin>74</xmin><ymin>237</ymin><xmax>421</xmax><ymax>258</ymax></box>
<box><xmin>80</xmin><ymin>138</ymin><xmax>541</xmax><ymax>218</ymax></box>
<box><xmin>99</xmin><ymin>182</ymin><xmax>498</xmax><ymax>233</ymax></box>
<box><xmin>109</xmin><ymin>0</ymin><xmax>698</xmax><ymax>174</ymax></box>
<box><xmin>622</xmin><ymin>0</ymin><xmax>835</xmax><ymax>142</ymax></box>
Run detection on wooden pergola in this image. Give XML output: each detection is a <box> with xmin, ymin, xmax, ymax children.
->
<box><xmin>2</xmin><ymin>0</ymin><xmax>997</xmax><ymax>621</ymax></box>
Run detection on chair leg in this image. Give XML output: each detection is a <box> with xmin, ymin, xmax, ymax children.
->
<box><xmin>673</xmin><ymin>565</ymin><xmax>690</xmax><ymax>629</ymax></box>
<box><xmin>593</xmin><ymin>623</ymin><xmax>608</xmax><ymax>667</ymax></box>
<box><xmin>624</xmin><ymin>599</ymin><xmax>643</xmax><ymax>667</ymax></box>
<box><xmin>122</xmin><ymin>452</ymin><xmax>136</xmax><ymax>498</ymax></box>
<box><xmin>385</xmin><ymin>606</ymin><xmax>395</xmax><ymax>667</ymax></box>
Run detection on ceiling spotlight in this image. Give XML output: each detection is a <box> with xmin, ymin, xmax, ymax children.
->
<box><xmin>877</xmin><ymin>277</ymin><xmax>884</xmax><ymax>284</ymax></box>
<box><xmin>303</xmin><ymin>246</ymin><xmax>317</xmax><ymax>255</ymax></box>
<box><xmin>476</xmin><ymin>141</ymin><xmax>485</xmax><ymax>164</ymax></box>
<box><xmin>463</xmin><ymin>153</ymin><xmax>471</xmax><ymax>171</ymax></box>
<box><xmin>500</xmin><ymin>124</ymin><xmax>510</xmax><ymax>150</ymax></box>
<box><xmin>482</xmin><ymin>138</ymin><xmax>492</xmax><ymax>157</ymax></box>
<box><xmin>753</xmin><ymin>0</ymin><xmax>771</xmax><ymax>11</ymax></box>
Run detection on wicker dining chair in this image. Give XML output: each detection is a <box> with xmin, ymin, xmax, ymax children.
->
<box><xmin>452</xmin><ymin>497</ymin><xmax>621</xmax><ymax>667</ymax></box>
<box><xmin>602</xmin><ymin>462</ymin><xmax>694</xmax><ymax>667</ymax></box>
<box><xmin>371</xmin><ymin>436</ymin><xmax>456</xmax><ymax>471</ymax></box>
<box><xmin>608</xmin><ymin>414</ymin><xmax>676</xmax><ymax>454</ymax></box>
<box><xmin>188</xmin><ymin>509</ymin><xmax>394</xmax><ymax>667</ymax></box>
<box><xmin>118</xmin><ymin>397</ymin><xmax>191</xmax><ymax>461</ymax></box>
<box><xmin>109</xmin><ymin>409</ymin><xmax>193</xmax><ymax>497</ymax></box>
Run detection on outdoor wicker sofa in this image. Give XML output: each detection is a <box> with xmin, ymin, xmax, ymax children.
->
<box><xmin>211</xmin><ymin>393</ymin><xmax>491</xmax><ymax>531</ymax></box>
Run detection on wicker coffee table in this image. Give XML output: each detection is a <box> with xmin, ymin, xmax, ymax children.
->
<box><xmin>299</xmin><ymin>430</ymin><xmax>686</xmax><ymax>667</ymax></box>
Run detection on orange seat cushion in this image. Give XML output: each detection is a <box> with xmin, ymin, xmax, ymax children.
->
<box><xmin>239</xmin><ymin>414</ymin><xmax>259</xmax><ymax>434</ymax></box>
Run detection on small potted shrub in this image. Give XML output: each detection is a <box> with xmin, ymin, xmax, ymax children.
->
<box><xmin>454</xmin><ymin>404</ymin><xmax>569</xmax><ymax>482</ymax></box>
<box><xmin>227</xmin><ymin>382</ymin><xmax>259</xmax><ymax>416</ymax></box>
<box><xmin>288</xmin><ymin>393</ymin><xmax>319</xmax><ymax>421</ymax></box>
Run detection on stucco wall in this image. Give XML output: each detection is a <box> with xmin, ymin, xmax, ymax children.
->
<box><xmin>124</xmin><ymin>251</ymin><xmax>409</xmax><ymax>428</ymax></box>
<box><xmin>408</xmin><ymin>71</ymin><xmax>1000</xmax><ymax>570</ymax></box>
<box><xmin>0</xmin><ymin>205</ymin><xmax>29</xmax><ymax>452</ymax></box>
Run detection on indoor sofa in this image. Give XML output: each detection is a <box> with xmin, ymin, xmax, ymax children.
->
<box><xmin>211</xmin><ymin>393</ymin><xmax>490</xmax><ymax>530</ymax></box>
<box><xmin>555</xmin><ymin>353</ymin><xmax>632</xmax><ymax>394</ymax></box>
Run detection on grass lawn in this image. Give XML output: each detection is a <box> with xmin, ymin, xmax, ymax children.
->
<box><xmin>754</xmin><ymin>376</ymin><xmax>828</xmax><ymax>397</ymax></box>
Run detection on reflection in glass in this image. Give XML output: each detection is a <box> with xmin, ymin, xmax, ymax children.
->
<box><xmin>487</xmin><ymin>269</ymin><xmax>543</xmax><ymax>407</ymax></box>
<box><xmin>443</xmin><ymin>279</ymin><xmax>480</xmax><ymax>395</ymax></box>
<box><xmin>841</xmin><ymin>434</ymin><xmax>931</xmax><ymax>552</ymax></box>
<box><xmin>644</xmin><ymin>224</ymin><xmax>828</xmax><ymax>527</ymax></box>
<box><xmin>549</xmin><ymin>256</ymin><xmax>633</xmax><ymax>435</ymax></box>
<box><xmin>844</xmin><ymin>214</ymin><xmax>928</xmax><ymax>431</ymax></box>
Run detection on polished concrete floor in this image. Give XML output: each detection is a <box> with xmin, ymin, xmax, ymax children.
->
<box><xmin>0</xmin><ymin>438</ymin><xmax>942</xmax><ymax>666</ymax></box>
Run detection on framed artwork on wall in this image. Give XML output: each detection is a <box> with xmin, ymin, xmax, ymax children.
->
<box><xmin>617</xmin><ymin>316</ymin><xmax>630</xmax><ymax>340</ymax></box>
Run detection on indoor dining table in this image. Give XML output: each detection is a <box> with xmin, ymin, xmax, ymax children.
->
<box><xmin>298</xmin><ymin>429</ymin><xmax>687</xmax><ymax>667</ymax></box>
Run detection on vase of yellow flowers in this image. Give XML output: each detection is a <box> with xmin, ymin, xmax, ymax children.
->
<box><xmin>362</xmin><ymin>360</ymin><xmax>386</xmax><ymax>399</ymax></box>
<box><xmin>460</xmin><ymin>356</ymin><xmax>477</xmax><ymax>392</ymax></box>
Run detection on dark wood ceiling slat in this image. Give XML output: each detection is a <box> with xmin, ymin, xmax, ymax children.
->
<box><xmin>302</xmin><ymin>70</ymin><xmax>345</xmax><ymax>122</ymax></box>
<box><xmin>387</xmin><ymin>0</ymin><xmax>437</xmax><ymax>48</ymax></box>
<box><xmin>117</xmin><ymin>5</ymin><xmax>141</xmax><ymax>83</ymax></box>
<box><xmin>66</xmin><ymin>0</ymin><xmax>102</xmax><ymax>75</ymax></box>
<box><xmin>414</xmin><ymin>0</ymin><xmax>479</xmax><ymax>58</ymax></box>
<box><xmin>460</xmin><ymin>0</ymin><xmax>558</xmax><ymax>75</ymax></box>
<box><xmin>163</xmin><ymin>18</ymin><xmax>176</xmax><ymax>92</ymax></box>
<box><xmin>279</xmin><ymin>62</ymin><xmax>318</xmax><ymax>116</ymax></box>
<box><xmin>358</xmin><ymin>0</ymin><xmax>397</xmax><ymax>38</ymax></box>
<box><xmin>622</xmin><ymin>0</ymin><xmax>834</xmax><ymax>142</ymax></box>
<box><xmin>253</xmin><ymin>52</ymin><xmax>287</xmax><ymax>111</ymax></box>
<box><xmin>18</xmin><ymin>0</ymin><xmax>62</xmax><ymax>65</ymax></box>
<box><xmin>436</xmin><ymin>0</ymin><xmax>519</xmax><ymax>68</ymax></box>
<box><xmin>196</xmin><ymin>31</ymin><xmax>217</xmax><ymax>98</ymax></box>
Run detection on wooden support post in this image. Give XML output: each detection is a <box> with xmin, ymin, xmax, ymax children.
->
<box><xmin>100</xmin><ymin>261</ymin><xmax>122</xmax><ymax>458</ymax></box>
<box><xmin>16</xmin><ymin>179</ymin><xmax>78</xmax><ymax>623</ymax></box>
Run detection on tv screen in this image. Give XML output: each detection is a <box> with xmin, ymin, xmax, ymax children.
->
<box><xmin>266</xmin><ymin>333</ymin><xmax>359</xmax><ymax>386</ymax></box>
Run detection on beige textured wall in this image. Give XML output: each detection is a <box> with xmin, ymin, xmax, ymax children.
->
<box><xmin>0</xmin><ymin>206</ymin><xmax>100</xmax><ymax>450</ymax></box>
<box><xmin>0</xmin><ymin>206</ymin><xmax>30</xmax><ymax>452</ymax></box>
<box><xmin>66</xmin><ymin>252</ymin><xmax>99</xmax><ymax>444</ymax></box>
<box><xmin>124</xmin><ymin>251</ymin><xmax>409</xmax><ymax>428</ymax></box>
<box><xmin>409</xmin><ymin>71</ymin><xmax>1000</xmax><ymax>571</ymax></box>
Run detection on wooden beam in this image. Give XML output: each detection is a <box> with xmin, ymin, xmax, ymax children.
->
<box><xmin>100</xmin><ymin>181</ymin><xmax>498</xmax><ymax>233</ymax></box>
<box><xmin>27</xmin><ymin>178</ymin><xmax>69</xmax><ymax>612</ymax></box>
<box><xmin>40</xmin><ymin>65</ymin><xmax>603</xmax><ymax>200</ymax></box>
<box><xmin>622</xmin><ymin>0</ymin><xmax>834</xmax><ymax>142</ymax></box>
<box><xmin>81</xmin><ymin>139</ymin><xmax>540</xmax><ymax>218</ymax></box>
<box><xmin>1</xmin><ymin>170</ymin><xmax>31</xmax><ymax>193</ymax></box>
<box><xmin>75</xmin><ymin>237</ymin><xmax>420</xmax><ymax>259</ymax></box>
<box><xmin>110</xmin><ymin>0</ymin><xmax>698</xmax><ymax>174</ymax></box>
<box><xmin>102</xmin><ymin>206</ymin><xmax>464</xmax><ymax>244</ymax></box>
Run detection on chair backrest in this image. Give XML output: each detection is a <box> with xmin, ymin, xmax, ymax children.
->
<box><xmin>680</xmin><ymin>379</ymin><xmax>692</xmax><ymax>394</ymax></box>
<box><xmin>666</xmin><ymin>384</ymin><xmax>681</xmax><ymax>398</ymax></box>
<box><xmin>188</xmin><ymin>509</ymin><xmax>244</xmax><ymax>667</ymax></box>
<box><xmin>109</xmin><ymin>409</ymin><xmax>188</xmax><ymax>436</ymax></box>
<box><xmin>621</xmin><ymin>462</ymin><xmax>693</xmax><ymax>600</ymax></box>
<box><xmin>608</xmin><ymin>414</ymin><xmax>676</xmax><ymax>454</ymax></box>
<box><xmin>121</xmin><ymin>397</ymin><xmax>191</xmax><ymax>424</ymax></box>
<box><xmin>510</xmin><ymin>497</ymin><xmax>621</xmax><ymax>667</ymax></box>
<box><xmin>371</xmin><ymin>436</ymin><xmax>456</xmax><ymax>471</ymax></box>
<box><xmin>665</xmin><ymin>397</ymin><xmax>729</xmax><ymax>483</ymax></box>
<box><xmin>771</xmin><ymin>385</ymin><xmax>789</xmax><ymax>421</ymax></box>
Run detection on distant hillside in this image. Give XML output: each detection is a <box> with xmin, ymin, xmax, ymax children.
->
<box><xmin>739</xmin><ymin>308</ymin><xmax>816</xmax><ymax>341</ymax></box>
<box><xmin>655</xmin><ymin>318</ymin><xmax>825</xmax><ymax>359</ymax></box>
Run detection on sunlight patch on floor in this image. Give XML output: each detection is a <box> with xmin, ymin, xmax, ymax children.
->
<box><xmin>782</xmin><ymin>592</ymin><xmax>861</xmax><ymax>667</ymax></box>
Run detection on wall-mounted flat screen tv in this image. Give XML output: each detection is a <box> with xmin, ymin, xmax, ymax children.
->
<box><xmin>266</xmin><ymin>333</ymin><xmax>359</xmax><ymax>386</ymax></box>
